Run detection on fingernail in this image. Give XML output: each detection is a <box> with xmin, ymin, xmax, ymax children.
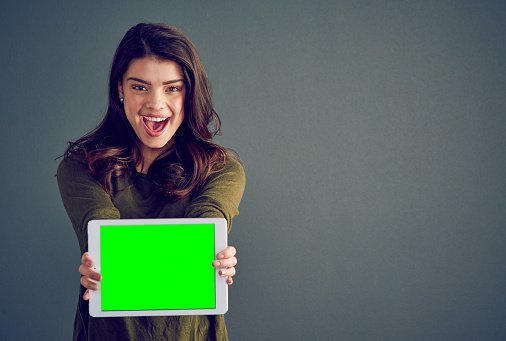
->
<box><xmin>215</xmin><ymin>261</ymin><xmax>221</xmax><ymax>267</ymax></box>
<box><xmin>220</xmin><ymin>270</ymin><xmax>226</xmax><ymax>277</ymax></box>
<box><xmin>217</xmin><ymin>254</ymin><xmax>223</xmax><ymax>259</ymax></box>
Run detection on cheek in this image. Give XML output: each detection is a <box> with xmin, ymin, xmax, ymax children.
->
<box><xmin>174</xmin><ymin>112</ymin><xmax>185</xmax><ymax>134</ymax></box>
<box><xmin>123</xmin><ymin>105</ymin><xmax>141</xmax><ymax>133</ymax></box>
<box><xmin>124</xmin><ymin>100</ymin><xmax>141</xmax><ymax>118</ymax></box>
<box><xmin>178</xmin><ymin>110</ymin><xmax>185</xmax><ymax>126</ymax></box>
<box><xmin>123</xmin><ymin>106</ymin><xmax>134</xmax><ymax>123</ymax></box>
<box><xmin>173</xmin><ymin>99</ymin><xmax>185</xmax><ymax>122</ymax></box>
<box><xmin>180</xmin><ymin>94</ymin><xmax>186</xmax><ymax>112</ymax></box>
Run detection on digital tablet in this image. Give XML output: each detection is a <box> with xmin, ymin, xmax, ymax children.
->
<box><xmin>87</xmin><ymin>218</ymin><xmax>228</xmax><ymax>317</ymax></box>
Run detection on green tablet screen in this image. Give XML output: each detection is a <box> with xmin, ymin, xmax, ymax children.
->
<box><xmin>99</xmin><ymin>223</ymin><xmax>216</xmax><ymax>311</ymax></box>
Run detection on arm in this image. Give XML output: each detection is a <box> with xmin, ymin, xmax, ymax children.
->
<box><xmin>57</xmin><ymin>156</ymin><xmax>120</xmax><ymax>299</ymax></box>
<box><xmin>57</xmin><ymin>156</ymin><xmax>120</xmax><ymax>253</ymax></box>
<box><xmin>58</xmin><ymin>155</ymin><xmax>246</xmax><ymax>296</ymax></box>
<box><xmin>184</xmin><ymin>157</ymin><xmax>246</xmax><ymax>284</ymax></box>
<box><xmin>184</xmin><ymin>157</ymin><xmax>246</xmax><ymax>231</ymax></box>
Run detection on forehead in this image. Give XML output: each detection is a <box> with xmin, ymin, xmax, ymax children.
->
<box><xmin>124</xmin><ymin>57</ymin><xmax>184</xmax><ymax>81</ymax></box>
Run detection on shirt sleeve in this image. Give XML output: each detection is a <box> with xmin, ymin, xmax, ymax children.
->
<box><xmin>184</xmin><ymin>157</ymin><xmax>246</xmax><ymax>233</ymax></box>
<box><xmin>57</xmin><ymin>156</ymin><xmax>120</xmax><ymax>253</ymax></box>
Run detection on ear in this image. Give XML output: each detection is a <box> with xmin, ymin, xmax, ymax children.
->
<box><xmin>118</xmin><ymin>81</ymin><xmax>124</xmax><ymax>99</ymax></box>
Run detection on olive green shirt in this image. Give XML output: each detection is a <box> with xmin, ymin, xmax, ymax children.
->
<box><xmin>57</xmin><ymin>155</ymin><xmax>245</xmax><ymax>341</ymax></box>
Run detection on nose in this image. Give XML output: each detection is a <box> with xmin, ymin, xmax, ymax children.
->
<box><xmin>145</xmin><ymin>89</ymin><xmax>166</xmax><ymax>110</ymax></box>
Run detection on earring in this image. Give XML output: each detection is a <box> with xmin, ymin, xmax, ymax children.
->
<box><xmin>120</xmin><ymin>98</ymin><xmax>124</xmax><ymax>103</ymax></box>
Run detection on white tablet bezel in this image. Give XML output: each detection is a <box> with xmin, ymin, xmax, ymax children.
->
<box><xmin>87</xmin><ymin>218</ymin><xmax>228</xmax><ymax>317</ymax></box>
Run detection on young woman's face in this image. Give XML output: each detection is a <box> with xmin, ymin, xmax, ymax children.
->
<box><xmin>118</xmin><ymin>57</ymin><xmax>186</xmax><ymax>159</ymax></box>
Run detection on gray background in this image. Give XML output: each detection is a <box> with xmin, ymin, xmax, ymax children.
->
<box><xmin>1</xmin><ymin>1</ymin><xmax>505</xmax><ymax>340</ymax></box>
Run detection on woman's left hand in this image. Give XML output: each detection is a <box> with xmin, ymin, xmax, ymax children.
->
<box><xmin>212</xmin><ymin>246</ymin><xmax>237</xmax><ymax>285</ymax></box>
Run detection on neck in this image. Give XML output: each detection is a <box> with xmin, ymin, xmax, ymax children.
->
<box><xmin>137</xmin><ymin>153</ymin><xmax>155</xmax><ymax>174</ymax></box>
<box><xmin>136</xmin><ymin>142</ymin><xmax>175</xmax><ymax>174</ymax></box>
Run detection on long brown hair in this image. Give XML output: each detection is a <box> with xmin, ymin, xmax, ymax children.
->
<box><xmin>64</xmin><ymin>23</ymin><xmax>229</xmax><ymax>201</ymax></box>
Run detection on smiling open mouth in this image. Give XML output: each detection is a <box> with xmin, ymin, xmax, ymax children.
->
<box><xmin>143</xmin><ymin>116</ymin><xmax>169</xmax><ymax>135</ymax></box>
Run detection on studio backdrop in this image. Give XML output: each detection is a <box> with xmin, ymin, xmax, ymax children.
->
<box><xmin>1</xmin><ymin>1</ymin><xmax>505</xmax><ymax>340</ymax></box>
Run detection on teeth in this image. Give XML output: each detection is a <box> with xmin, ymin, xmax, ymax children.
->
<box><xmin>144</xmin><ymin>116</ymin><xmax>168</xmax><ymax>122</ymax></box>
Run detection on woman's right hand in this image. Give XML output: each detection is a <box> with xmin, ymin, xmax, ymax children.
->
<box><xmin>78</xmin><ymin>252</ymin><xmax>102</xmax><ymax>300</ymax></box>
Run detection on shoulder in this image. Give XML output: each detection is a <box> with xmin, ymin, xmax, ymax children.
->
<box><xmin>214</xmin><ymin>154</ymin><xmax>246</xmax><ymax>185</ymax></box>
<box><xmin>57</xmin><ymin>154</ymin><xmax>89</xmax><ymax>179</ymax></box>
<box><xmin>56</xmin><ymin>155</ymin><xmax>102</xmax><ymax>192</ymax></box>
<box><xmin>197</xmin><ymin>154</ymin><xmax>245</xmax><ymax>192</ymax></box>
<box><xmin>185</xmin><ymin>153</ymin><xmax>245</xmax><ymax>225</ymax></box>
<box><xmin>225</xmin><ymin>155</ymin><xmax>245</xmax><ymax>175</ymax></box>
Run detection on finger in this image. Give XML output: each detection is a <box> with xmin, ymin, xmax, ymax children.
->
<box><xmin>82</xmin><ymin>252</ymin><xmax>93</xmax><ymax>267</ymax></box>
<box><xmin>226</xmin><ymin>277</ymin><xmax>233</xmax><ymax>285</ymax></box>
<box><xmin>212</xmin><ymin>257</ymin><xmax>237</xmax><ymax>269</ymax></box>
<box><xmin>216</xmin><ymin>246</ymin><xmax>236</xmax><ymax>260</ymax></box>
<box><xmin>80</xmin><ymin>276</ymin><xmax>100</xmax><ymax>291</ymax></box>
<box><xmin>83</xmin><ymin>289</ymin><xmax>90</xmax><ymax>301</ymax></box>
<box><xmin>219</xmin><ymin>266</ymin><xmax>236</xmax><ymax>278</ymax></box>
<box><xmin>79</xmin><ymin>264</ymin><xmax>102</xmax><ymax>281</ymax></box>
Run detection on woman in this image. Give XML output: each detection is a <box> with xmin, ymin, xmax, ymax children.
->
<box><xmin>57</xmin><ymin>23</ymin><xmax>245</xmax><ymax>341</ymax></box>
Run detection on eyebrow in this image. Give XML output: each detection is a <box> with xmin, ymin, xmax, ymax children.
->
<box><xmin>126</xmin><ymin>77</ymin><xmax>185</xmax><ymax>85</ymax></box>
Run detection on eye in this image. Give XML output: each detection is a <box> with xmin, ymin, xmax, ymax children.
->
<box><xmin>167</xmin><ymin>86</ymin><xmax>181</xmax><ymax>92</ymax></box>
<box><xmin>132</xmin><ymin>85</ymin><xmax>147</xmax><ymax>91</ymax></box>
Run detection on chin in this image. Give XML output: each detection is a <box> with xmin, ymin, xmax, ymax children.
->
<box><xmin>144</xmin><ymin>138</ymin><xmax>173</xmax><ymax>150</ymax></box>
